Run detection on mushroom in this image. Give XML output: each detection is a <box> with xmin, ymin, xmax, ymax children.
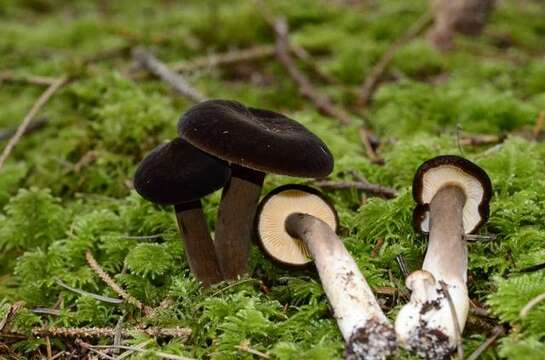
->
<box><xmin>395</xmin><ymin>155</ymin><xmax>492</xmax><ymax>359</ymax></box>
<box><xmin>255</xmin><ymin>184</ymin><xmax>397</xmax><ymax>360</ymax></box>
<box><xmin>178</xmin><ymin>100</ymin><xmax>333</xmax><ymax>279</ymax></box>
<box><xmin>133</xmin><ymin>138</ymin><xmax>230</xmax><ymax>286</ymax></box>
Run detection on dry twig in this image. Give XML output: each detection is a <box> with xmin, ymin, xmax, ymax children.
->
<box><xmin>0</xmin><ymin>117</ymin><xmax>49</xmax><ymax>142</ymax></box>
<box><xmin>358</xmin><ymin>13</ymin><xmax>432</xmax><ymax>107</ymax></box>
<box><xmin>4</xmin><ymin>326</ymin><xmax>191</xmax><ymax>339</ymax></box>
<box><xmin>0</xmin><ymin>72</ymin><xmax>59</xmax><ymax>86</ymax></box>
<box><xmin>132</xmin><ymin>47</ymin><xmax>206</xmax><ymax>103</ymax></box>
<box><xmin>172</xmin><ymin>45</ymin><xmax>275</xmax><ymax>72</ymax></box>
<box><xmin>313</xmin><ymin>179</ymin><xmax>397</xmax><ymax>198</ymax></box>
<box><xmin>0</xmin><ymin>301</ymin><xmax>25</xmax><ymax>332</ymax></box>
<box><xmin>271</xmin><ymin>17</ymin><xmax>381</xmax><ymax>162</ymax></box>
<box><xmin>85</xmin><ymin>250</ymin><xmax>153</xmax><ymax>315</ymax></box>
<box><xmin>520</xmin><ymin>291</ymin><xmax>545</xmax><ymax>318</ymax></box>
<box><xmin>466</xmin><ymin>326</ymin><xmax>505</xmax><ymax>360</ymax></box>
<box><xmin>533</xmin><ymin>110</ymin><xmax>545</xmax><ymax>139</ymax></box>
<box><xmin>0</xmin><ymin>77</ymin><xmax>67</xmax><ymax>170</ymax></box>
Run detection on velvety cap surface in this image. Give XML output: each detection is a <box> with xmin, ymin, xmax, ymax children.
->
<box><xmin>134</xmin><ymin>138</ymin><xmax>230</xmax><ymax>205</ymax></box>
<box><xmin>178</xmin><ymin>99</ymin><xmax>333</xmax><ymax>178</ymax></box>
<box><xmin>412</xmin><ymin>155</ymin><xmax>492</xmax><ymax>234</ymax></box>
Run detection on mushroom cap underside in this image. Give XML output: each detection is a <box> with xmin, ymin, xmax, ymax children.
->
<box><xmin>412</xmin><ymin>155</ymin><xmax>492</xmax><ymax>234</ymax></box>
<box><xmin>178</xmin><ymin>99</ymin><xmax>334</xmax><ymax>178</ymax></box>
<box><xmin>255</xmin><ymin>184</ymin><xmax>338</xmax><ymax>267</ymax></box>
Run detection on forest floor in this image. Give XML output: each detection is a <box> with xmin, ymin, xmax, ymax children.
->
<box><xmin>1</xmin><ymin>0</ymin><xmax>545</xmax><ymax>359</ymax></box>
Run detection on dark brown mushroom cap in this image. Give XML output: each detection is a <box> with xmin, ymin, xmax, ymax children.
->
<box><xmin>177</xmin><ymin>99</ymin><xmax>334</xmax><ymax>178</ymax></box>
<box><xmin>133</xmin><ymin>138</ymin><xmax>230</xmax><ymax>205</ymax></box>
<box><xmin>412</xmin><ymin>155</ymin><xmax>492</xmax><ymax>234</ymax></box>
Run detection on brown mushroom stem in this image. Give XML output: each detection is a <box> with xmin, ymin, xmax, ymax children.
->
<box><xmin>285</xmin><ymin>213</ymin><xmax>396</xmax><ymax>360</ymax></box>
<box><xmin>423</xmin><ymin>185</ymin><xmax>467</xmax><ymax>282</ymax></box>
<box><xmin>215</xmin><ymin>165</ymin><xmax>265</xmax><ymax>280</ymax></box>
<box><xmin>174</xmin><ymin>201</ymin><xmax>223</xmax><ymax>287</ymax></box>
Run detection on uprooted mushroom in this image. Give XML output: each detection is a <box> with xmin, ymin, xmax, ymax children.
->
<box><xmin>395</xmin><ymin>155</ymin><xmax>492</xmax><ymax>359</ymax></box>
<box><xmin>178</xmin><ymin>100</ymin><xmax>333</xmax><ymax>280</ymax></box>
<box><xmin>255</xmin><ymin>184</ymin><xmax>397</xmax><ymax>360</ymax></box>
<box><xmin>133</xmin><ymin>138</ymin><xmax>230</xmax><ymax>287</ymax></box>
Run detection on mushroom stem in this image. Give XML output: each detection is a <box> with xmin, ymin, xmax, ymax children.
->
<box><xmin>285</xmin><ymin>213</ymin><xmax>396</xmax><ymax>360</ymax></box>
<box><xmin>395</xmin><ymin>185</ymin><xmax>469</xmax><ymax>359</ymax></box>
<box><xmin>423</xmin><ymin>185</ymin><xmax>467</xmax><ymax>283</ymax></box>
<box><xmin>174</xmin><ymin>201</ymin><xmax>223</xmax><ymax>287</ymax></box>
<box><xmin>215</xmin><ymin>165</ymin><xmax>265</xmax><ymax>280</ymax></box>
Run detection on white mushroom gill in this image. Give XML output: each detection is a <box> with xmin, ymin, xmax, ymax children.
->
<box><xmin>256</xmin><ymin>186</ymin><xmax>396</xmax><ymax>359</ymax></box>
<box><xmin>396</xmin><ymin>185</ymin><xmax>469</xmax><ymax>359</ymax></box>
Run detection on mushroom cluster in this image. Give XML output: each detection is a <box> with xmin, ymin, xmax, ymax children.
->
<box><xmin>396</xmin><ymin>155</ymin><xmax>493</xmax><ymax>359</ymax></box>
<box><xmin>134</xmin><ymin>99</ymin><xmax>494</xmax><ymax>360</ymax></box>
<box><xmin>134</xmin><ymin>99</ymin><xmax>334</xmax><ymax>283</ymax></box>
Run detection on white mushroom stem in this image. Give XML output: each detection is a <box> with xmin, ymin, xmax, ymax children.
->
<box><xmin>285</xmin><ymin>213</ymin><xmax>396</xmax><ymax>360</ymax></box>
<box><xmin>395</xmin><ymin>185</ymin><xmax>469</xmax><ymax>359</ymax></box>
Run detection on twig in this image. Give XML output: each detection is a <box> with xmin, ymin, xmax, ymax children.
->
<box><xmin>0</xmin><ymin>77</ymin><xmax>67</xmax><ymax>170</ymax></box>
<box><xmin>396</xmin><ymin>255</ymin><xmax>410</xmax><ymax>278</ymax></box>
<box><xmin>0</xmin><ymin>72</ymin><xmax>59</xmax><ymax>86</ymax></box>
<box><xmin>76</xmin><ymin>339</ymin><xmax>116</xmax><ymax>360</ymax></box>
<box><xmin>0</xmin><ymin>301</ymin><xmax>25</xmax><ymax>332</ymax></box>
<box><xmin>370</xmin><ymin>238</ymin><xmax>384</xmax><ymax>257</ymax></box>
<box><xmin>466</xmin><ymin>326</ymin><xmax>505</xmax><ymax>360</ymax></box>
<box><xmin>0</xmin><ymin>117</ymin><xmax>49</xmax><ymax>142</ymax></box>
<box><xmin>85</xmin><ymin>250</ymin><xmax>153</xmax><ymax>315</ymax></box>
<box><xmin>459</xmin><ymin>133</ymin><xmax>505</xmax><ymax>146</ymax></box>
<box><xmin>518</xmin><ymin>262</ymin><xmax>545</xmax><ymax>273</ymax></box>
<box><xmin>45</xmin><ymin>336</ymin><xmax>53</xmax><ymax>360</ymax></box>
<box><xmin>357</xmin><ymin>12</ymin><xmax>432</xmax><ymax>107</ymax></box>
<box><xmin>172</xmin><ymin>45</ymin><xmax>276</xmax><ymax>72</ymax></box>
<box><xmin>533</xmin><ymin>110</ymin><xmax>545</xmax><ymax>139</ymax></box>
<box><xmin>236</xmin><ymin>341</ymin><xmax>270</xmax><ymax>359</ymax></box>
<box><xmin>520</xmin><ymin>291</ymin><xmax>545</xmax><ymax>318</ymax></box>
<box><xmin>313</xmin><ymin>179</ymin><xmax>397</xmax><ymax>198</ymax></box>
<box><xmin>272</xmin><ymin>18</ymin><xmax>351</xmax><ymax>125</ymax></box>
<box><xmin>132</xmin><ymin>47</ymin><xmax>206</xmax><ymax>103</ymax></box>
<box><xmin>456</xmin><ymin>123</ymin><xmax>465</xmax><ymax>156</ymax></box>
<box><xmin>3</xmin><ymin>326</ymin><xmax>191</xmax><ymax>339</ymax></box>
<box><xmin>439</xmin><ymin>281</ymin><xmax>464</xmax><ymax>360</ymax></box>
<box><xmin>55</xmin><ymin>279</ymin><xmax>123</xmax><ymax>304</ymax></box>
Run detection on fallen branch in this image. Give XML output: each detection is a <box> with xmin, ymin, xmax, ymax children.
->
<box><xmin>132</xmin><ymin>47</ymin><xmax>206</xmax><ymax>103</ymax></box>
<box><xmin>2</xmin><ymin>326</ymin><xmax>191</xmax><ymax>339</ymax></box>
<box><xmin>0</xmin><ymin>76</ymin><xmax>66</xmax><ymax>170</ymax></box>
<box><xmin>85</xmin><ymin>250</ymin><xmax>153</xmax><ymax>315</ymax></box>
<box><xmin>313</xmin><ymin>179</ymin><xmax>397</xmax><ymax>198</ymax></box>
<box><xmin>357</xmin><ymin>13</ymin><xmax>432</xmax><ymax>107</ymax></box>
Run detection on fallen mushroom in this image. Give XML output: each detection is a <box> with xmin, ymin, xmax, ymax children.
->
<box><xmin>395</xmin><ymin>155</ymin><xmax>492</xmax><ymax>359</ymax></box>
<box><xmin>255</xmin><ymin>184</ymin><xmax>397</xmax><ymax>360</ymax></box>
<box><xmin>178</xmin><ymin>100</ymin><xmax>333</xmax><ymax>279</ymax></box>
<box><xmin>133</xmin><ymin>138</ymin><xmax>230</xmax><ymax>286</ymax></box>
